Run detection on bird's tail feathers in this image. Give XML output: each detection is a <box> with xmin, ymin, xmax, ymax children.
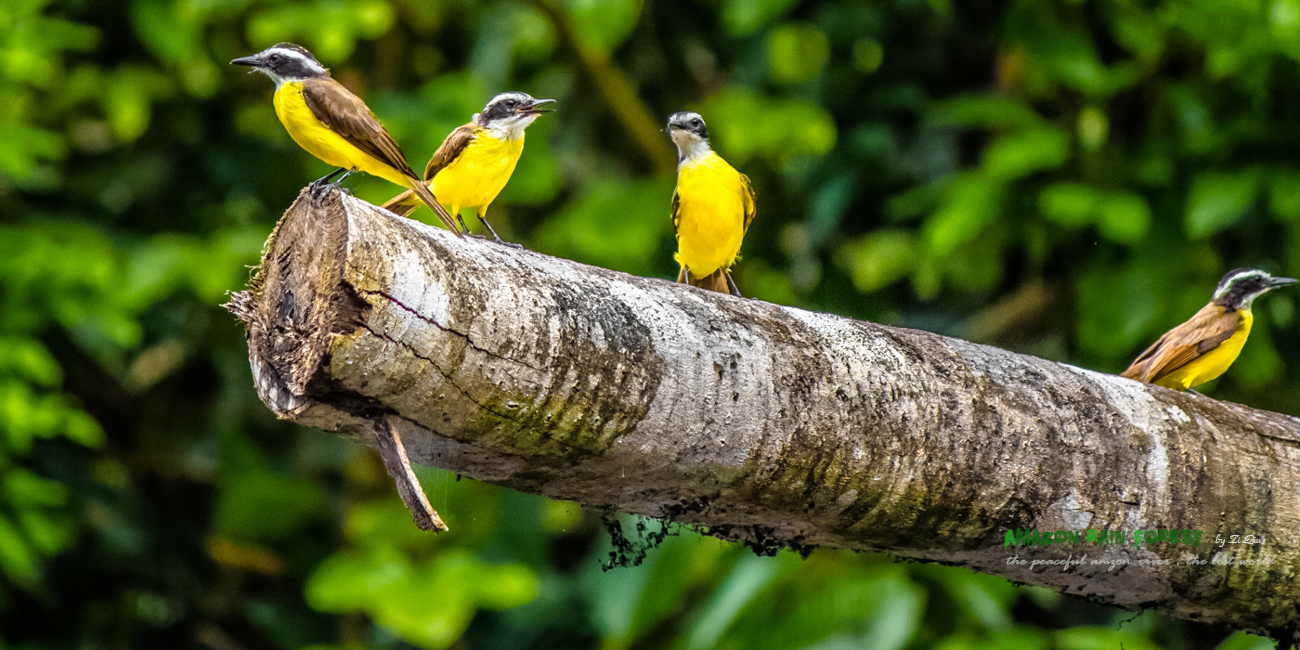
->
<box><xmin>403</xmin><ymin>178</ymin><xmax>463</xmax><ymax>237</ymax></box>
<box><xmin>381</xmin><ymin>188</ymin><xmax>421</xmax><ymax>217</ymax></box>
<box><xmin>685</xmin><ymin>268</ymin><xmax>730</xmax><ymax>294</ymax></box>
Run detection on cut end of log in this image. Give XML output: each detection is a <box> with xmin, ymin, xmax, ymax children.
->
<box><xmin>224</xmin><ymin>186</ymin><xmax>381</xmax><ymax>419</ymax></box>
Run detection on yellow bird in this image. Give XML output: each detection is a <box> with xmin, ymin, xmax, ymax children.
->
<box><xmin>231</xmin><ymin>43</ymin><xmax>462</xmax><ymax>237</ymax></box>
<box><xmin>1121</xmin><ymin>268</ymin><xmax>1296</xmax><ymax>391</ymax></box>
<box><xmin>667</xmin><ymin>111</ymin><xmax>755</xmax><ymax>296</ymax></box>
<box><xmin>382</xmin><ymin>92</ymin><xmax>555</xmax><ymax>241</ymax></box>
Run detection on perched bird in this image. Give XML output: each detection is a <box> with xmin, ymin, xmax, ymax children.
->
<box><xmin>382</xmin><ymin>92</ymin><xmax>555</xmax><ymax>240</ymax></box>
<box><xmin>1121</xmin><ymin>268</ymin><xmax>1296</xmax><ymax>391</ymax></box>
<box><xmin>231</xmin><ymin>43</ymin><xmax>462</xmax><ymax>237</ymax></box>
<box><xmin>667</xmin><ymin>111</ymin><xmax>755</xmax><ymax>296</ymax></box>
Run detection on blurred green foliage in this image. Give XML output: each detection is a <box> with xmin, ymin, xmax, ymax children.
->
<box><xmin>0</xmin><ymin>0</ymin><xmax>1294</xmax><ymax>647</ymax></box>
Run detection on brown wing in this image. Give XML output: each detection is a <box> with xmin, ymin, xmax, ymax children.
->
<box><xmin>381</xmin><ymin>123</ymin><xmax>478</xmax><ymax>217</ymax></box>
<box><xmin>423</xmin><ymin>124</ymin><xmax>477</xmax><ymax>181</ymax></box>
<box><xmin>739</xmin><ymin>172</ymin><xmax>756</xmax><ymax>235</ymax></box>
<box><xmin>670</xmin><ymin>188</ymin><xmax>681</xmax><ymax>237</ymax></box>
<box><xmin>1120</xmin><ymin>304</ymin><xmax>1241</xmax><ymax>384</ymax></box>
<box><xmin>300</xmin><ymin>78</ymin><xmax>417</xmax><ymax>179</ymax></box>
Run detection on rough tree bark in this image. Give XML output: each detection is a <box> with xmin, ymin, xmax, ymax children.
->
<box><xmin>228</xmin><ymin>186</ymin><xmax>1300</xmax><ymax>639</ymax></box>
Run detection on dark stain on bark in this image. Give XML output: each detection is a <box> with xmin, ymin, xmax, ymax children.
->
<box><xmin>474</xmin><ymin>275</ymin><xmax>666</xmax><ymax>463</ymax></box>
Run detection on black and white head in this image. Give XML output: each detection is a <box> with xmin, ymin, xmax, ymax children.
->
<box><xmin>231</xmin><ymin>43</ymin><xmax>328</xmax><ymax>87</ymax></box>
<box><xmin>474</xmin><ymin>92</ymin><xmax>556</xmax><ymax>139</ymax></box>
<box><xmin>1212</xmin><ymin>268</ymin><xmax>1297</xmax><ymax>311</ymax></box>
<box><xmin>667</xmin><ymin>111</ymin><xmax>711</xmax><ymax>163</ymax></box>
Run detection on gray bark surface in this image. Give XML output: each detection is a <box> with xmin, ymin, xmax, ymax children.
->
<box><xmin>228</xmin><ymin>186</ymin><xmax>1300</xmax><ymax>638</ymax></box>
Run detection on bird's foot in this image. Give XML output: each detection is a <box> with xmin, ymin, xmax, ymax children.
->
<box><xmin>479</xmin><ymin>217</ymin><xmax>508</xmax><ymax>244</ymax></box>
<box><xmin>308</xmin><ymin>167</ymin><xmax>355</xmax><ymax>202</ymax></box>
<box><xmin>313</xmin><ymin>167</ymin><xmax>348</xmax><ymax>186</ymax></box>
<box><xmin>308</xmin><ymin>180</ymin><xmax>333</xmax><ymax>202</ymax></box>
<box><xmin>333</xmin><ymin>167</ymin><xmax>356</xmax><ymax>186</ymax></box>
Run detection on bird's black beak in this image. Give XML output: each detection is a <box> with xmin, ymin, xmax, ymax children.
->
<box><xmin>522</xmin><ymin>98</ymin><xmax>556</xmax><ymax>114</ymax></box>
<box><xmin>1269</xmin><ymin>276</ymin><xmax>1298</xmax><ymax>288</ymax></box>
<box><xmin>230</xmin><ymin>55</ymin><xmax>262</xmax><ymax>67</ymax></box>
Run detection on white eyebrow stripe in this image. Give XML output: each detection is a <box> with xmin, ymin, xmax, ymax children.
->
<box><xmin>485</xmin><ymin>92</ymin><xmax>531</xmax><ymax>109</ymax></box>
<box><xmin>269</xmin><ymin>47</ymin><xmax>325</xmax><ymax>74</ymax></box>
<box><xmin>1214</xmin><ymin>270</ymin><xmax>1267</xmax><ymax>299</ymax></box>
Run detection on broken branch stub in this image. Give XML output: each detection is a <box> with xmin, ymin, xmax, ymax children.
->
<box><xmin>228</xmin><ymin>186</ymin><xmax>1300</xmax><ymax>639</ymax></box>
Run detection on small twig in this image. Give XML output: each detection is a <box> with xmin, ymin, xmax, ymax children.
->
<box><xmin>373</xmin><ymin>414</ymin><xmax>448</xmax><ymax>532</ymax></box>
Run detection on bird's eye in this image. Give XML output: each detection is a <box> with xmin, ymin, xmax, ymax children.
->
<box><xmin>693</xmin><ymin>119</ymin><xmax>702</xmax><ymax>127</ymax></box>
<box><xmin>268</xmin><ymin>53</ymin><xmax>281</xmax><ymax>63</ymax></box>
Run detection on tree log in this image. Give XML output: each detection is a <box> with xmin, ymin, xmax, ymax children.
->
<box><xmin>227</xmin><ymin>186</ymin><xmax>1300</xmax><ymax>639</ymax></box>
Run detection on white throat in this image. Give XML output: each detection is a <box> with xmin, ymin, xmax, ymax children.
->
<box><xmin>487</xmin><ymin>114</ymin><xmax>538</xmax><ymax>141</ymax></box>
<box><xmin>255</xmin><ymin>67</ymin><xmax>288</xmax><ymax>88</ymax></box>
<box><xmin>671</xmin><ymin>130</ymin><xmax>712</xmax><ymax>164</ymax></box>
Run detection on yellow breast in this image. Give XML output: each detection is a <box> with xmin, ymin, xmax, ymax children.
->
<box><xmin>673</xmin><ymin>152</ymin><xmax>747</xmax><ymax>277</ymax></box>
<box><xmin>432</xmin><ymin>131</ymin><xmax>525</xmax><ymax>213</ymax></box>
<box><xmin>1156</xmin><ymin>310</ymin><xmax>1253</xmax><ymax>390</ymax></box>
<box><xmin>272</xmin><ymin>81</ymin><xmax>409</xmax><ymax>187</ymax></box>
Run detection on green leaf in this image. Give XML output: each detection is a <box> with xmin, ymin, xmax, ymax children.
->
<box><xmin>215</xmin><ymin>471</ymin><xmax>325</xmax><ymax>542</ymax></box>
<box><xmin>466</xmin><ymin>558</ymin><xmax>539</xmax><ymax>610</ymax></box>
<box><xmin>943</xmin><ymin>232</ymin><xmax>1004</xmax><ymax>293</ymax></box>
<box><xmin>1076</xmin><ymin>263</ymin><xmax>1163</xmax><ymax>357</ymax></box>
<box><xmin>1038</xmin><ymin>184</ymin><xmax>1150</xmax><ymax>244</ymax></box>
<box><xmin>373</xmin><ymin>570</ymin><xmax>476</xmax><ymax>649</ymax></box>
<box><xmin>940</xmin><ymin>570</ymin><xmax>1016</xmax><ymax>632</ymax></box>
<box><xmin>924</xmin><ymin>173</ymin><xmax>1002</xmax><ymax>257</ymax></box>
<box><xmin>531</xmin><ymin>176</ymin><xmax>675</xmax><ymax>276</ymax></box>
<box><xmin>840</xmin><ymin>229</ymin><xmax>916</xmax><ymax>293</ymax></box>
<box><xmin>497</xmin><ymin>115</ymin><xmax>562</xmax><ymax>206</ymax></box>
<box><xmin>856</xmin><ymin>580</ymin><xmax>924</xmax><ymax>650</ymax></box>
<box><xmin>378</xmin><ymin>551</ymin><xmax>537</xmax><ymax>648</ymax></box>
<box><xmin>1268</xmin><ymin>168</ymin><xmax>1300</xmax><ymax>222</ymax></box>
<box><xmin>769</xmin><ymin>23</ymin><xmax>830</xmax><ymax>85</ymax></box>
<box><xmin>345</xmin><ymin>498</ymin><xmax>447</xmax><ymax>553</ymax></box>
<box><xmin>564</xmin><ymin>0</ymin><xmax>644</xmax><ymax>53</ymax></box>
<box><xmin>582</xmin><ymin>522</ymin><xmax>672</xmax><ymax>645</ymax></box>
<box><xmin>1229</xmin><ymin>317</ymin><xmax>1283</xmax><ymax>389</ymax></box>
<box><xmin>929</xmin><ymin>95</ymin><xmax>1046</xmax><ymax>130</ymax></box>
<box><xmin>3</xmin><ymin>468</ymin><xmax>66</xmax><ymax>508</ymax></box>
<box><xmin>721</xmin><ymin>0</ymin><xmax>800</xmax><ymax>36</ymax></box>
<box><xmin>1185</xmin><ymin>170</ymin><xmax>1261</xmax><ymax>238</ymax></box>
<box><xmin>129</xmin><ymin>0</ymin><xmax>203</xmax><ymax>62</ymax></box>
<box><xmin>62</xmin><ymin>410</ymin><xmax>105</xmax><ymax>448</ymax></box>
<box><xmin>0</xmin><ymin>511</ymin><xmax>38</xmax><ymax>583</ymax></box>
<box><xmin>1038</xmin><ymin>182</ymin><xmax>1098</xmax><ymax>227</ymax></box>
<box><xmin>1097</xmin><ymin>190</ymin><xmax>1152</xmax><ymax>244</ymax></box>
<box><xmin>1054</xmin><ymin>626</ymin><xmax>1162</xmax><ymax>650</ymax></box>
<box><xmin>983</xmin><ymin>127</ymin><xmax>1070</xmax><ymax>180</ymax></box>
<box><xmin>759</xmin><ymin>568</ymin><xmax>924</xmax><ymax>650</ymax></box>
<box><xmin>246</xmin><ymin>0</ymin><xmax>394</xmax><ymax>63</ymax></box>
<box><xmin>0</xmin><ymin>337</ymin><xmax>62</xmax><ymax>387</ymax></box>
<box><xmin>305</xmin><ymin>547</ymin><xmax>412</xmax><ymax>612</ymax></box>
<box><xmin>697</xmin><ymin>86</ymin><xmax>837</xmax><ymax>166</ymax></box>
<box><xmin>1215</xmin><ymin>632</ymin><xmax>1279</xmax><ymax>650</ymax></box>
<box><xmin>15</xmin><ymin>508</ymin><xmax>72</xmax><ymax>556</ymax></box>
<box><xmin>682</xmin><ymin>553</ymin><xmax>793</xmax><ymax>650</ymax></box>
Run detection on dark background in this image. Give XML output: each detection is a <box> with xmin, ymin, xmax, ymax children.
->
<box><xmin>0</xmin><ymin>0</ymin><xmax>1291</xmax><ymax>647</ymax></box>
